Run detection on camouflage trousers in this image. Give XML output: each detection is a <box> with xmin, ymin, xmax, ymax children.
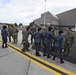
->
<box><xmin>13</xmin><ymin>35</ymin><xmax>18</xmax><ymax>44</ymax></box>
<box><xmin>64</xmin><ymin>43</ymin><xmax>72</xmax><ymax>55</ymax></box>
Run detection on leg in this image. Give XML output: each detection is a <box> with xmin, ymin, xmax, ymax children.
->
<box><xmin>22</xmin><ymin>43</ymin><xmax>26</xmax><ymax>52</ymax></box>
<box><xmin>59</xmin><ymin>49</ymin><xmax>64</xmax><ymax>64</ymax></box>
<box><xmin>2</xmin><ymin>40</ymin><xmax>4</xmax><ymax>48</ymax></box>
<box><xmin>35</xmin><ymin>42</ymin><xmax>41</xmax><ymax>56</ymax></box>
<box><xmin>13</xmin><ymin>35</ymin><xmax>15</xmax><ymax>43</ymax></box>
<box><xmin>5</xmin><ymin>38</ymin><xmax>8</xmax><ymax>48</ymax></box>
<box><xmin>53</xmin><ymin>47</ymin><xmax>58</xmax><ymax>60</ymax></box>
<box><xmin>67</xmin><ymin>44</ymin><xmax>71</xmax><ymax>56</ymax></box>
<box><xmin>9</xmin><ymin>35</ymin><xmax>11</xmax><ymax>42</ymax></box>
<box><xmin>22</xmin><ymin>40</ymin><xmax>29</xmax><ymax>52</ymax></box>
<box><xmin>46</xmin><ymin>45</ymin><xmax>51</xmax><ymax>58</ymax></box>
<box><xmin>31</xmin><ymin>35</ymin><xmax>33</xmax><ymax>44</ymax></box>
<box><xmin>43</xmin><ymin>44</ymin><xmax>47</xmax><ymax>56</ymax></box>
<box><xmin>15</xmin><ymin>34</ymin><xmax>18</xmax><ymax>44</ymax></box>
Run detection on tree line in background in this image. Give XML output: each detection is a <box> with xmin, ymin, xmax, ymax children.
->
<box><xmin>6</xmin><ymin>23</ymin><xmax>23</xmax><ymax>27</ymax></box>
<box><xmin>3</xmin><ymin>21</ymin><xmax>34</xmax><ymax>27</ymax></box>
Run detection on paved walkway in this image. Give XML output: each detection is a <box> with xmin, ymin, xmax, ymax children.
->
<box><xmin>0</xmin><ymin>30</ymin><xmax>76</xmax><ymax>75</ymax></box>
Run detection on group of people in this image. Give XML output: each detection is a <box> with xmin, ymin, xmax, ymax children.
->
<box><xmin>1</xmin><ymin>24</ymin><xmax>75</xmax><ymax>64</ymax></box>
<box><xmin>1</xmin><ymin>24</ymin><xmax>19</xmax><ymax>48</ymax></box>
<box><xmin>21</xmin><ymin>24</ymin><xmax>75</xmax><ymax>64</ymax></box>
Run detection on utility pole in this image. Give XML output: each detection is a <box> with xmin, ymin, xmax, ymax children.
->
<box><xmin>44</xmin><ymin>0</ymin><xmax>47</xmax><ymax>28</ymax></box>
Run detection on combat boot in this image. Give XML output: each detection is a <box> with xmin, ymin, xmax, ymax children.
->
<box><xmin>22</xmin><ymin>49</ymin><xmax>25</xmax><ymax>52</ymax></box>
<box><xmin>2</xmin><ymin>46</ymin><xmax>4</xmax><ymax>48</ymax></box>
<box><xmin>43</xmin><ymin>53</ymin><xmax>47</xmax><ymax>56</ymax></box>
<box><xmin>47</xmin><ymin>54</ymin><xmax>51</xmax><ymax>58</ymax></box>
<box><xmin>53</xmin><ymin>56</ymin><xmax>55</xmax><ymax>60</ymax></box>
<box><xmin>36</xmin><ymin>52</ymin><xmax>41</xmax><ymax>56</ymax></box>
<box><xmin>60</xmin><ymin>58</ymin><xmax>64</xmax><ymax>64</ymax></box>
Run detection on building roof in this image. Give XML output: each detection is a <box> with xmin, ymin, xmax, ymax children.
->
<box><xmin>41</xmin><ymin>11</ymin><xmax>59</xmax><ymax>19</ymax></box>
<box><xmin>56</xmin><ymin>8</ymin><xmax>76</xmax><ymax>15</ymax></box>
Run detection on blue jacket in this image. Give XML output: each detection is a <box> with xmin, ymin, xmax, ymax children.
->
<box><xmin>44</xmin><ymin>31</ymin><xmax>53</xmax><ymax>45</ymax></box>
<box><xmin>54</xmin><ymin>34</ymin><xmax>64</xmax><ymax>49</ymax></box>
<box><xmin>34</xmin><ymin>31</ymin><xmax>43</xmax><ymax>43</ymax></box>
<box><xmin>1</xmin><ymin>29</ymin><xmax>8</xmax><ymax>38</ymax></box>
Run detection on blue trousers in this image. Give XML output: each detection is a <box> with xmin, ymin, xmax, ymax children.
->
<box><xmin>2</xmin><ymin>37</ymin><xmax>7</xmax><ymax>47</ymax></box>
<box><xmin>35</xmin><ymin>42</ymin><xmax>41</xmax><ymax>53</ymax></box>
<box><xmin>44</xmin><ymin>44</ymin><xmax>51</xmax><ymax>55</ymax></box>
<box><xmin>53</xmin><ymin>47</ymin><xmax>64</xmax><ymax>59</ymax></box>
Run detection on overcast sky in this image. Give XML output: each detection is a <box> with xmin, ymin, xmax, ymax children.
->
<box><xmin>0</xmin><ymin>0</ymin><xmax>76</xmax><ymax>25</ymax></box>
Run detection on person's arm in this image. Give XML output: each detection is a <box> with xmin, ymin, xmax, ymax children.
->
<box><xmin>6</xmin><ymin>30</ymin><xmax>8</xmax><ymax>37</ymax></box>
<box><xmin>61</xmin><ymin>37</ymin><xmax>64</xmax><ymax>49</ymax></box>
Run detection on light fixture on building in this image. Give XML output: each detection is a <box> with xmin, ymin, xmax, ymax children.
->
<box><xmin>71</xmin><ymin>21</ymin><xmax>76</xmax><ymax>31</ymax></box>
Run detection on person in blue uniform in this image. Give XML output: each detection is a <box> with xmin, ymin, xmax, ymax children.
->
<box><xmin>43</xmin><ymin>27</ymin><xmax>53</xmax><ymax>58</ymax></box>
<box><xmin>53</xmin><ymin>30</ymin><xmax>64</xmax><ymax>64</ymax></box>
<box><xmin>34</xmin><ymin>27</ymin><xmax>43</xmax><ymax>56</ymax></box>
<box><xmin>1</xmin><ymin>26</ymin><xmax>8</xmax><ymax>48</ymax></box>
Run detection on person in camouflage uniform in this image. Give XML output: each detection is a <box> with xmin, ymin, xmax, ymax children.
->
<box><xmin>21</xmin><ymin>26</ymin><xmax>26</xmax><ymax>44</ymax></box>
<box><xmin>12</xmin><ymin>24</ymin><xmax>19</xmax><ymax>44</ymax></box>
<box><xmin>8</xmin><ymin>25</ymin><xmax>13</xmax><ymax>42</ymax></box>
<box><xmin>21</xmin><ymin>26</ymin><xmax>32</xmax><ymax>52</ymax></box>
<box><xmin>64</xmin><ymin>28</ymin><xmax>75</xmax><ymax>56</ymax></box>
<box><xmin>31</xmin><ymin>25</ymin><xmax>36</xmax><ymax>44</ymax></box>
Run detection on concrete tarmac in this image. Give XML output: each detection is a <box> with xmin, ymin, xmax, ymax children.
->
<box><xmin>0</xmin><ymin>30</ymin><xmax>76</xmax><ymax>75</ymax></box>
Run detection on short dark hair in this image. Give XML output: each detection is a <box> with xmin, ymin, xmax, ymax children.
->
<box><xmin>48</xmin><ymin>27</ymin><xmax>53</xmax><ymax>31</ymax></box>
<box><xmin>59</xmin><ymin>30</ymin><xmax>63</xmax><ymax>34</ymax></box>
<box><xmin>26</xmin><ymin>26</ymin><xmax>30</xmax><ymax>31</ymax></box>
<box><xmin>3</xmin><ymin>26</ymin><xmax>7</xmax><ymax>29</ymax></box>
<box><xmin>38</xmin><ymin>27</ymin><xmax>42</xmax><ymax>31</ymax></box>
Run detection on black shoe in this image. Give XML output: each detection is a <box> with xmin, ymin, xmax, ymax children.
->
<box><xmin>2</xmin><ymin>46</ymin><xmax>4</xmax><ymax>48</ymax></box>
<box><xmin>43</xmin><ymin>53</ymin><xmax>47</xmax><ymax>56</ymax></box>
<box><xmin>47</xmin><ymin>55</ymin><xmax>51</xmax><ymax>58</ymax></box>
<box><xmin>36</xmin><ymin>54</ymin><xmax>41</xmax><ymax>56</ymax></box>
<box><xmin>53</xmin><ymin>56</ymin><xmax>55</xmax><ymax>60</ymax></box>
<box><xmin>36</xmin><ymin>52</ymin><xmax>41</xmax><ymax>56</ymax></box>
<box><xmin>26</xmin><ymin>49</ymin><xmax>30</xmax><ymax>51</ymax></box>
<box><xmin>22</xmin><ymin>49</ymin><xmax>25</xmax><ymax>52</ymax></box>
<box><xmin>5</xmin><ymin>46</ymin><xmax>8</xmax><ymax>48</ymax></box>
<box><xmin>60</xmin><ymin>59</ymin><xmax>64</xmax><ymax>64</ymax></box>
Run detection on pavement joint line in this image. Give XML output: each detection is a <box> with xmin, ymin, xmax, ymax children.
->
<box><xmin>8</xmin><ymin>45</ymin><xmax>62</xmax><ymax>75</ymax></box>
<box><xmin>6</xmin><ymin>41</ymin><xmax>76</xmax><ymax>75</ymax></box>
<box><xmin>0</xmin><ymin>51</ymin><xmax>14</xmax><ymax>58</ymax></box>
<box><xmin>0</xmin><ymin>40</ymin><xmax>76</xmax><ymax>75</ymax></box>
<box><xmin>0</xmin><ymin>41</ymin><xmax>61</xmax><ymax>75</ymax></box>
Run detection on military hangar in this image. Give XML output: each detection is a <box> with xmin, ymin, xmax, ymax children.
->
<box><xmin>34</xmin><ymin>8</ymin><xmax>76</xmax><ymax>28</ymax></box>
<box><xmin>34</xmin><ymin>11</ymin><xmax>59</xmax><ymax>26</ymax></box>
<box><xmin>33</xmin><ymin>8</ymin><xmax>76</xmax><ymax>63</ymax></box>
<box><xmin>56</xmin><ymin>8</ymin><xmax>76</xmax><ymax>27</ymax></box>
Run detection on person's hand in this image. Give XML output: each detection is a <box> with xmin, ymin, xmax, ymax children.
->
<box><xmin>62</xmin><ymin>49</ymin><xmax>64</xmax><ymax>52</ymax></box>
<box><xmin>42</xmin><ymin>45</ymin><xmax>44</xmax><ymax>48</ymax></box>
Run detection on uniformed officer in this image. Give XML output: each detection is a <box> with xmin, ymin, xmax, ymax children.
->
<box><xmin>12</xmin><ymin>24</ymin><xmax>19</xmax><ymax>44</ymax></box>
<box><xmin>53</xmin><ymin>30</ymin><xmax>64</xmax><ymax>64</ymax></box>
<box><xmin>21</xmin><ymin>26</ymin><xmax>32</xmax><ymax>52</ymax></box>
<box><xmin>1</xmin><ymin>26</ymin><xmax>8</xmax><ymax>48</ymax></box>
<box><xmin>21</xmin><ymin>26</ymin><xmax>26</xmax><ymax>44</ymax></box>
<box><xmin>31</xmin><ymin>25</ymin><xmax>36</xmax><ymax>44</ymax></box>
<box><xmin>64</xmin><ymin>28</ymin><xmax>75</xmax><ymax>56</ymax></box>
<box><xmin>8</xmin><ymin>25</ymin><xmax>13</xmax><ymax>42</ymax></box>
<box><xmin>43</xmin><ymin>27</ymin><xmax>53</xmax><ymax>58</ymax></box>
<box><xmin>34</xmin><ymin>27</ymin><xmax>43</xmax><ymax>56</ymax></box>
<box><xmin>46</xmin><ymin>23</ymin><xmax>55</xmax><ymax>51</ymax></box>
